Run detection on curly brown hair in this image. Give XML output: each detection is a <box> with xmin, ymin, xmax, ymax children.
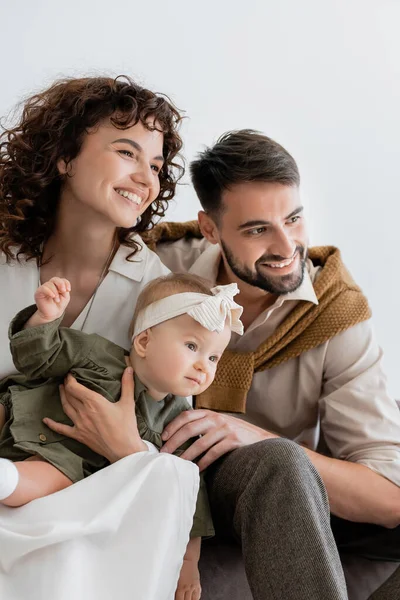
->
<box><xmin>0</xmin><ymin>75</ymin><xmax>184</xmax><ymax>262</ymax></box>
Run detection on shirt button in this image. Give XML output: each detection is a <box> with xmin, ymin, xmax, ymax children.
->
<box><xmin>39</xmin><ymin>433</ymin><xmax>47</xmax><ymax>442</ymax></box>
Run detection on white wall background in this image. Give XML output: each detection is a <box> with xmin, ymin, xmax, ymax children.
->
<box><xmin>2</xmin><ymin>0</ymin><xmax>400</xmax><ymax>395</ymax></box>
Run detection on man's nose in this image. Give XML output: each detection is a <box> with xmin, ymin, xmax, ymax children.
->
<box><xmin>269</xmin><ymin>228</ymin><xmax>296</xmax><ymax>258</ymax></box>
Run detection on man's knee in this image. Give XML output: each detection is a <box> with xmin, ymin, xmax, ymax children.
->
<box><xmin>209</xmin><ymin>438</ymin><xmax>323</xmax><ymax>501</ymax></box>
<box><xmin>240</xmin><ymin>439</ymin><xmax>328</xmax><ymax>509</ymax></box>
<box><xmin>230</xmin><ymin>437</ymin><xmax>317</xmax><ymax>479</ymax></box>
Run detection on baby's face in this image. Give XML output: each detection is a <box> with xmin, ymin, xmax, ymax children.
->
<box><xmin>136</xmin><ymin>314</ymin><xmax>231</xmax><ymax>399</ymax></box>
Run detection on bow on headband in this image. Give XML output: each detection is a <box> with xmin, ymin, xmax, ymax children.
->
<box><xmin>132</xmin><ymin>282</ymin><xmax>244</xmax><ymax>339</ymax></box>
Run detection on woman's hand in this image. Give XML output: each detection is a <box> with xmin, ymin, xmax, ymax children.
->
<box><xmin>43</xmin><ymin>367</ymin><xmax>147</xmax><ymax>463</ymax></box>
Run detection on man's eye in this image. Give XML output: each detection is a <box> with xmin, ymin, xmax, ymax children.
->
<box><xmin>186</xmin><ymin>342</ymin><xmax>197</xmax><ymax>351</ymax></box>
<box><xmin>246</xmin><ymin>227</ymin><xmax>266</xmax><ymax>236</ymax></box>
<box><xmin>118</xmin><ymin>149</ymin><xmax>134</xmax><ymax>158</ymax></box>
<box><xmin>288</xmin><ymin>216</ymin><xmax>300</xmax><ymax>224</ymax></box>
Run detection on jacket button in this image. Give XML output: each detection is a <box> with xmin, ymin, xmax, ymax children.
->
<box><xmin>39</xmin><ymin>433</ymin><xmax>47</xmax><ymax>442</ymax></box>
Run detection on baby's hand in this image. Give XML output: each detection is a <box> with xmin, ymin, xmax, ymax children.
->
<box><xmin>175</xmin><ymin>557</ymin><xmax>201</xmax><ymax>600</ymax></box>
<box><xmin>34</xmin><ymin>277</ymin><xmax>71</xmax><ymax>322</ymax></box>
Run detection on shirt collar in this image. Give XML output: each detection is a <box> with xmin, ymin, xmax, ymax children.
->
<box><xmin>189</xmin><ymin>243</ymin><xmax>319</xmax><ymax>306</ymax></box>
<box><xmin>108</xmin><ymin>235</ymin><xmax>148</xmax><ymax>282</ymax></box>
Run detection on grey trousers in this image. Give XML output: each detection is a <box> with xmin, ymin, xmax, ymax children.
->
<box><xmin>203</xmin><ymin>438</ymin><xmax>349</xmax><ymax>600</ymax></box>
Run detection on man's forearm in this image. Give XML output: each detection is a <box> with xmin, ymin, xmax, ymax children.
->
<box><xmin>303</xmin><ymin>447</ymin><xmax>400</xmax><ymax>528</ymax></box>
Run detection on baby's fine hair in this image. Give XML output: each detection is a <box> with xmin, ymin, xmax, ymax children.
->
<box><xmin>130</xmin><ymin>272</ymin><xmax>213</xmax><ymax>338</ymax></box>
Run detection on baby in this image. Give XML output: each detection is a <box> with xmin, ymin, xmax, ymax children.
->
<box><xmin>0</xmin><ymin>272</ymin><xmax>243</xmax><ymax>599</ymax></box>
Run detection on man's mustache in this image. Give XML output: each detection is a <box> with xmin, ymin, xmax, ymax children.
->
<box><xmin>256</xmin><ymin>244</ymin><xmax>306</xmax><ymax>265</ymax></box>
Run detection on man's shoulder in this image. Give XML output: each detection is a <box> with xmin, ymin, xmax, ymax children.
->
<box><xmin>155</xmin><ymin>236</ymin><xmax>211</xmax><ymax>273</ymax></box>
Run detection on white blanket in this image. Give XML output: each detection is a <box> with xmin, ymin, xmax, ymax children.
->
<box><xmin>0</xmin><ymin>452</ymin><xmax>199</xmax><ymax>600</ymax></box>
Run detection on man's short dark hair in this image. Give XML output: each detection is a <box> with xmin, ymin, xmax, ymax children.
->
<box><xmin>190</xmin><ymin>129</ymin><xmax>300</xmax><ymax>219</ymax></box>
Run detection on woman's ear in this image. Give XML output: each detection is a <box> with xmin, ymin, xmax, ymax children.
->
<box><xmin>57</xmin><ymin>157</ymin><xmax>75</xmax><ymax>176</ymax></box>
<box><xmin>57</xmin><ymin>158</ymin><xmax>68</xmax><ymax>175</ymax></box>
<box><xmin>133</xmin><ymin>330</ymin><xmax>151</xmax><ymax>358</ymax></box>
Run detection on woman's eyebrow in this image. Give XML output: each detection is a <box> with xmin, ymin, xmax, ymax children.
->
<box><xmin>112</xmin><ymin>138</ymin><xmax>164</xmax><ymax>163</ymax></box>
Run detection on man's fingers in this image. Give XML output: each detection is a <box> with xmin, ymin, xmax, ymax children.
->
<box><xmin>161</xmin><ymin>410</ymin><xmax>210</xmax><ymax>442</ymax></box>
<box><xmin>42</xmin><ymin>417</ymin><xmax>76</xmax><ymax>439</ymax></box>
<box><xmin>179</xmin><ymin>428</ymin><xmax>227</xmax><ymax>462</ymax></box>
<box><xmin>161</xmin><ymin>413</ymin><xmax>220</xmax><ymax>455</ymax></box>
<box><xmin>197</xmin><ymin>439</ymin><xmax>236</xmax><ymax>471</ymax></box>
<box><xmin>119</xmin><ymin>367</ymin><xmax>135</xmax><ymax>407</ymax></box>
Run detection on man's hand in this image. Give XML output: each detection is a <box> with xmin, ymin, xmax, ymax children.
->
<box><xmin>161</xmin><ymin>409</ymin><xmax>278</xmax><ymax>470</ymax></box>
<box><xmin>43</xmin><ymin>367</ymin><xmax>147</xmax><ymax>463</ymax></box>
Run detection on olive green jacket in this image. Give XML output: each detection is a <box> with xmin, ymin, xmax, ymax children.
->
<box><xmin>0</xmin><ymin>305</ymin><xmax>214</xmax><ymax>538</ymax></box>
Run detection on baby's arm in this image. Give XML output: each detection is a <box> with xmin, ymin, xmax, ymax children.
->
<box><xmin>25</xmin><ymin>277</ymin><xmax>71</xmax><ymax>328</ymax></box>
<box><xmin>175</xmin><ymin>536</ymin><xmax>201</xmax><ymax>600</ymax></box>
<box><xmin>9</xmin><ymin>278</ymin><xmax>91</xmax><ymax>379</ymax></box>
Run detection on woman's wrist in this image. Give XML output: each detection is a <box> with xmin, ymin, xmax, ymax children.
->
<box><xmin>107</xmin><ymin>439</ymin><xmax>148</xmax><ymax>463</ymax></box>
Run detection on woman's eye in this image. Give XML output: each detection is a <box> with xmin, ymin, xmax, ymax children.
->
<box><xmin>118</xmin><ymin>149</ymin><xmax>134</xmax><ymax>158</ymax></box>
<box><xmin>186</xmin><ymin>342</ymin><xmax>197</xmax><ymax>352</ymax></box>
<box><xmin>151</xmin><ymin>164</ymin><xmax>160</xmax><ymax>173</ymax></box>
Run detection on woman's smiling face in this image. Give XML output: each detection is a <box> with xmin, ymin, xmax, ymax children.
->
<box><xmin>58</xmin><ymin>118</ymin><xmax>164</xmax><ymax>228</ymax></box>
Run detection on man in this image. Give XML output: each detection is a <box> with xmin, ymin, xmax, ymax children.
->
<box><xmin>153</xmin><ymin>130</ymin><xmax>400</xmax><ymax>600</ymax></box>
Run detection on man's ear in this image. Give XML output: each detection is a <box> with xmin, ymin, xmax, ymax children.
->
<box><xmin>133</xmin><ymin>330</ymin><xmax>151</xmax><ymax>358</ymax></box>
<box><xmin>198</xmin><ymin>211</ymin><xmax>220</xmax><ymax>245</ymax></box>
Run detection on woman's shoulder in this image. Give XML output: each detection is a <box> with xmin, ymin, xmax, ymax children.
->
<box><xmin>110</xmin><ymin>235</ymin><xmax>170</xmax><ymax>284</ymax></box>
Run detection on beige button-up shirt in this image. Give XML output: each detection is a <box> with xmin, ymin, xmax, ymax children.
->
<box><xmin>156</xmin><ymin>237</ymin><xmax>400</xmax><ymax>487</ymax></box>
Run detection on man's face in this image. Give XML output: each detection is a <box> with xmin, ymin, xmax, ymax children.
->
<box><xmin>214</xmin><ymin>182</ymin><xmax>308</xmax><ymax>295</ymax></box>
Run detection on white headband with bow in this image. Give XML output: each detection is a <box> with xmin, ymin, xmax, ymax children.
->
<box><xmin>132</xmin><ymin>282</ymin><xmax>244</xmax><ymax>340</ymax></box>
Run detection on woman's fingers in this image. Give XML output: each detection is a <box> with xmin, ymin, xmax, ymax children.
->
<box><xmin>63</xmin><ymin>374</ymin><xmax>97</xmax><ymax>406</ymax></box>
<box><xmin>59</xmin><ymin>384</ymin><xmax>79</xmax><ymax>420</ymax></box>
<box><xmin>119</xmin><ymin>367</ymin><xmax>136</xmax><ymax>408</ymax></box>
<box><xmin>42</xmin><ymin>417</ymin><xmax>76</xmax><ymax>439</ymax></box>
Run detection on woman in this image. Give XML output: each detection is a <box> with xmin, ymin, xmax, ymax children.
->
<box><xmin>0</xmin><ymin>76</ymin><xmax>199</xmax><ymax>600</ymax></box>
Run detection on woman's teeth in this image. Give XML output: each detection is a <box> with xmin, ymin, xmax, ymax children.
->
<box><xmin>116</xmin><ymin>189</ymin><xmax>142</xmax><ymax>205</ymax></box>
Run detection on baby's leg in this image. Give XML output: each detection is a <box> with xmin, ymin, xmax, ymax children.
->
<box><xmin>0</xmin><ymin>457</ymin><xmax>73</xmax><ymax>507</ymax></box>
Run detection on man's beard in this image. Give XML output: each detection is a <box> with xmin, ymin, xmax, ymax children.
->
<box><xmin>220</xmin><ymin>239</ymin><xmax>307</xmax><ymax>295</ymax></box>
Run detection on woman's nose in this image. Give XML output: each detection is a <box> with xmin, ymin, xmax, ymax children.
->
<box><xmin>130</xmin><ymin>159</ymin><xmax>153</xmax><ymax>188</ymax></box>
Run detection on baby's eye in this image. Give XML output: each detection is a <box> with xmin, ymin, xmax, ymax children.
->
<box><xmin>209</xmin><ymin>355</ymin><xmax>219</xmax><ymax>363</ymax></box>
<box><xmin>185</xmin><ymin>342</ymin><xmax>197</xmax><ymax>352</ymax></box>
